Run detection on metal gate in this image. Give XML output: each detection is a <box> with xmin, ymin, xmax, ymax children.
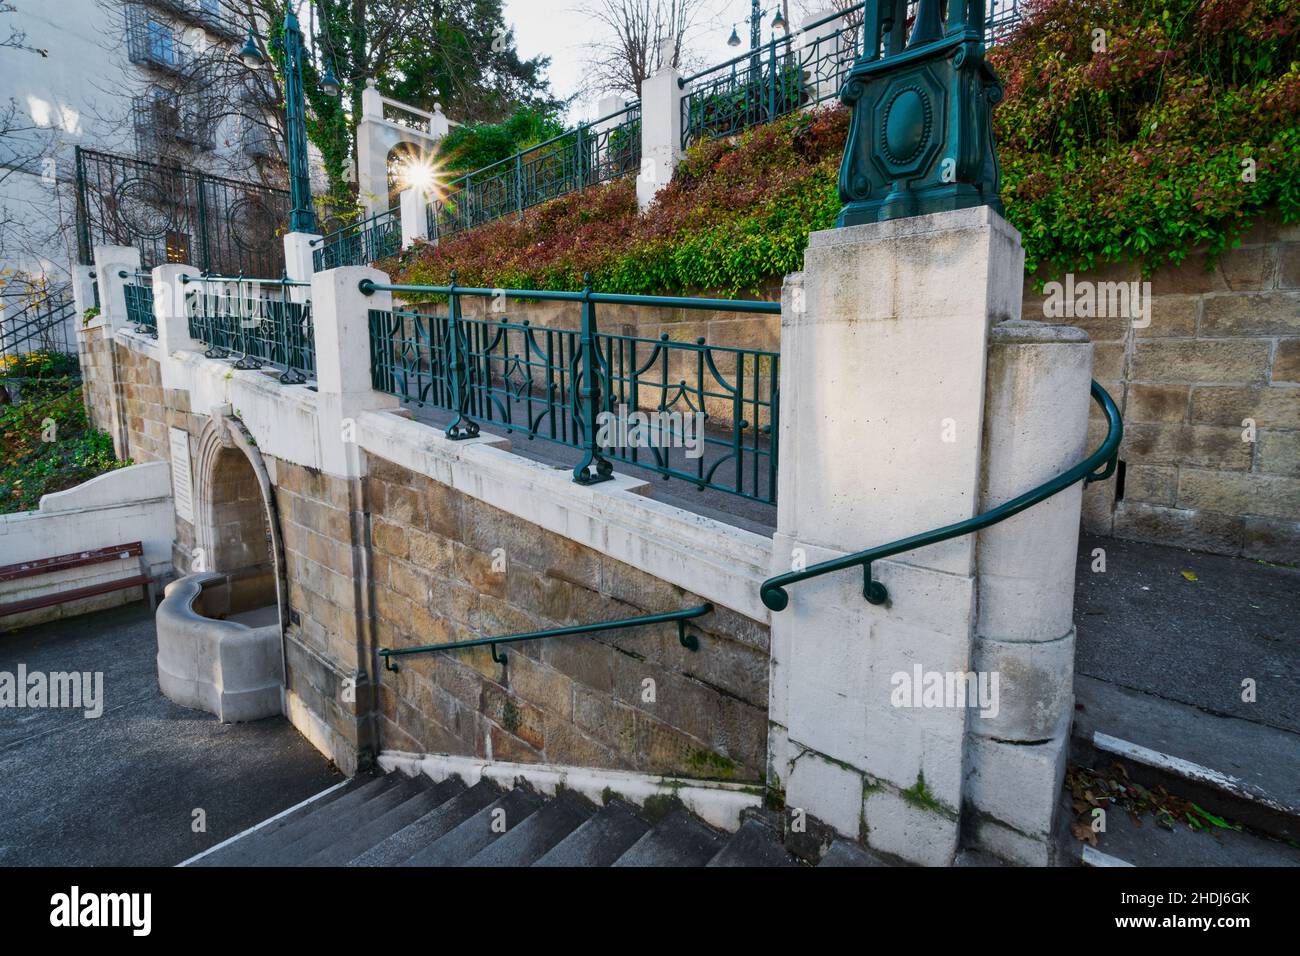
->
<box><xmin>74</xmin><ymin>147</ymin><xmax>290</xmax><ymax>277</ymax></box>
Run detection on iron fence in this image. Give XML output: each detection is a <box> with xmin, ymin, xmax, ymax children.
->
<box><xmin>183</xmin><ymin>275</ymin><xmax>315</xmax><ymax>384</ymax></box>
<box><xmin>988</xmin><ymin>0</ymin><xmax>1025</xmax><ymax>43</ymax></box>
<box><xmin>681</xmin><ymin>1</ymin><xmax>1023</xmax><ymax>149</ymax></box>
<box><xmin>75</xmin><ymin>147</ymin><xmax>290</xmax><ymax>277</ymax></box>
<box><xmin>427</xmin><ymin>103</ymin><xmax>642</xmax><ymax>241</ymax></box>
<box><xmin>680</xmin><ymin>8</ymin><xmax>858</xmax><ymax>148</ymax></box>
<box><xmin>0</xmin><ymin>296</ymin><xmax>77</xmax><ymax>360</ymax></box>
<box><xmin>365</xmin><ymin>276</ymin><xmax>780</xmax><ymax>504</ymax></box>
<box><xmin>120</xmin><ymin>271</ymin><xmax>157</xmax><ymax>337</ymax></box>
<box><xmin>312</xmin><ymin>206</ymin><xmax>402</xmax><ymax>271</ymax></box>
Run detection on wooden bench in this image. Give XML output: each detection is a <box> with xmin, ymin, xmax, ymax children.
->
<box><xmin>0</xmin><ymin>542</ymin><xmax>157</xmax><ymax>619</ymax></box>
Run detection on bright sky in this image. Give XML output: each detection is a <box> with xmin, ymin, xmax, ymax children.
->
<box><xmin>502</xmin><ymin>0</ymin><xmax>832</xmax><ymax>123</ymax></box>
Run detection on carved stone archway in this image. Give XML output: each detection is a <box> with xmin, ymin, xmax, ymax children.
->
<box><xmin>193</xmin><ymin>411</ymin><xmax>291</xmax><ymax>649</ymax></box>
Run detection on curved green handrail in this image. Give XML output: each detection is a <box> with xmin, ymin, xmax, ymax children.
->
<box><xmin>760</xmin><ymin>380</ymin><xmax>1123</xmax><ymax>612</ymax></box>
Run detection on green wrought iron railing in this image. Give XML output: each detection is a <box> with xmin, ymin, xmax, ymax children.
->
<box><xmin>0</xmin><ymin>295</ymin><xmax>77</xmax><ymax>360</ymax></box>
<box><xmin>183</xmin><ymin>274</ymin><xmax>315</xmax><ymax>384</ymax></box>
<box><xmin>312</xmin><ymin>206</ymin><xmax>402</xmax><ymax>272</ymax></box>
<box><xmin>379</xmin><ymin>603</ymin><xmax>712</xmax><ymax>671</ymax></box>
<box><xmin>119</xmin><ymin>270</ymin><xmax>157</xmax><ymax>338</ymax></box>
<box><xmin>427</xmin><ymin>102</ymin><xmax>641</xmax><ymax>241</ymax></box>
<box><xmin>362</xmin><ymin>275</ymin><xmax>781</xmax><ymax>504</ymax></box>
<box><xmin>679</xmin><ymin>7</ymin><xmax>858</xmax><ymax>149</ymax></box>
<box><xmin>75</xmin><ymin>146</ymin><xmax>289</xmax><ymax>276</ymax></box>
<box><xmin>760</xmin><ymin>381</ymin><xmax>1123</xmax><ymax>611</ymax></box>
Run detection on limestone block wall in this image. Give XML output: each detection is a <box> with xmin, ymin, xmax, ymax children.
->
<box><xmin>1024</xmin><ymin>222</ymin><xmax>1300</xmax><ymax>562</ymax></box>
<box><xmin>364</xmin><ymin>453</ymin><xmax>770</xmax><ymax>780</ymax></box>
<box><xmin>114</xmin><ymin>336</ymin><xmax>169</xmax><ymax>464</ymax></box>
<box><xmin>77</xmin><ymin>322</ymin><xmax>116</xmax><ymax>437</ymax></box>
<box><xmin>270</xmin><ymin>458</ymin><xmax>373</xmax><ymax>771</ymax></box>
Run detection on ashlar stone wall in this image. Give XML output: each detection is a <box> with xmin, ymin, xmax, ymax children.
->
<box><xmin>365</xmin><ymin>453</ymin><xmax>769</xmax><ymax>781</ymax></box>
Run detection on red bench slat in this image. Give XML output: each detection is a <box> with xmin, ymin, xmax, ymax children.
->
<box><xmin>0</xmin><ymin>542</ymin><xmax>145</xmax><ymax>582</ymax></box>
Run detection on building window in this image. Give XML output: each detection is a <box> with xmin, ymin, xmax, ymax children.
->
<box><xmin>147</xmin><ymin>19</ymin><xmax>175</xmax><ymax>66</ymax></box>
<box><xmin>166</xmin><ymin>231</ymin><xmax>192</xmax><ymax>264</ymax></box>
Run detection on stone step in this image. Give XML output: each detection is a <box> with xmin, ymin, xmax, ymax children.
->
<box><xmin>707</xmin><ymin>817</ymin><xmax>799</xmax><ymax>867</ymax></box>
<box><xmin>347</xmin><ymin>777</ymin><xmax>495</xmax><ymax>867</ymax></box>
<box><xmin>401</xmin><ymin>786</ymin><xmax>544</xmax><ymax>866</ymax></box>
<box><xmin>613</xmin><ymin>808</ymin><xmax>726</xmax><ymax>867</ymax></box>
<box><xmin>532</xmin><ymin>799</ymin><xmax>652</xmax><ymax>867</ymax></box>
<box><xmin>200</xmin><ymin>773</ymin><xmax>399</xmax><ymax>867</ymax></box>
<box><xmin>463</xmin><ymin>789</ymin><xmax>598</xmax><ymax>867</ymax></box>
<box><xmin>302</xmin><ymin>776</ymin><xmax>463</xmax><ymax>867</ymax></box>
<box><xmin>188</xmin><ymin>775</ymin><xmax>360</xmax><ymax>867</ymax></box>
<box><xmin>1072</xmin><ymin>674</ymin><xmax>1300</xmax><ymax>844</ymax></box>
<box><xmin>266</xmin><ymin>777</ymin><xmax>424</xmax><ymax>866</ymax></box>
<box><xmin>818</xmin><ymin>838</ymin><xmax>890</xmax><ymax>867</ymax></box>
<box><xmin>1079</xmin><ymin>807</ymin><xmax>1300</xmax><ymax>868</ymax></box>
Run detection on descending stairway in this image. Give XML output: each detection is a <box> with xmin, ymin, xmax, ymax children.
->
<box><xmin>187</xmin><ymin>771</ymin><xmax>887</xmax><ymax>867</ymax></box>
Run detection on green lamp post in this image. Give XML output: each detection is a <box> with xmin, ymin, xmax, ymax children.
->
<box><xmin>836</xmin><ymin>0</ymin><xmax>1004</xmax><ymax>227</ymax></box>
<box><xmin>239</xmin><ymin>6</ymin><xmax>339</xmax><ymax>234</ymax></box>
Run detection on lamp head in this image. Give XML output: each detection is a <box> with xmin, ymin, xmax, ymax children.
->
<box><xmin>321</xmin><ymin>65</ymin><xmax>341</xmax><ymax>97</ymax></box>
<box><xmin>239</xmin><ymin>27</ymin><xmax>264</xmax><ymax>69</ymax></box>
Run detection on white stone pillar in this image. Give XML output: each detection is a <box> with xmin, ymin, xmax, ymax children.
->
<box><xmin>768</xmin><ymin>207</ymin><xmax>1024</xmax><ymax>866</ymax></box>
<box><xmin>283</xmin><ymin>231</ymin><xmax>322</xmax><ymax>304</ymax></box>
<box><xmin>637</xmin><ymin>39</ymin><xmax>684</xmax><ymax>211</ymax></box>
<box><xmin>399</xmin><ymin>187</ymin><xmax>428</xmax><ymax>249</ymax></box>
<box><xmin>310</xmin><ymin>266</ymin><xmax>402</xmax><ymax>478</ymax></box>
<box><xmin>152</xmin><ymin>263</ymin><xmax>202</xmax><ymax>391</ymax></box>
<box><xmin>70</xmin><ymin>264</ymin><xmax>97</xmax><ymax>318</ymax></box>
<box><xmin>965</xmin><ymin>319</ymin><xmax>1093</xmax><ymax>865</ymax></box>
<box><xmin>92</xmin><ymin>244</ymin><xmax>141</xmax><ymax>334</ymax></box>
<box><xmin>357</xmin><ymin>79</ymin><xmax>389</xmax><ymax>217</ymax></box>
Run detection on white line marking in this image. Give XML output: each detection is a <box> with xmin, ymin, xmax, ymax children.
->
<box><xmin>1093</xmin><ymin>732</ymin><xmax>1247</xmax><ymax>791</ymax></box>
<box><xmin>175</xmin><ymin>778</ymin><xmax>350</xmax><ymax>867</ymax></box>
<box><xmin>1082</xmin><ymin>845</ymin><xmax>1134</xmax><ymax>868</ymax></box>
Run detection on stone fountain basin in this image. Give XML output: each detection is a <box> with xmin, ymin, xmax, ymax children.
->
<box><xmin>156</xmin><ymin>570</ymin><xmax>283</xmax><ymax>722</ymax></box>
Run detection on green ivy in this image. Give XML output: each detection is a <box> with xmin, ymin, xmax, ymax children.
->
<box><xmin>0</xmin><ymin>384</ymin><xmax>130</xmax><ymax>515</ymax></box>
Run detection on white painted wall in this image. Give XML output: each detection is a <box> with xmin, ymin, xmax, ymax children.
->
<box><xmin>0</xmin><ymin>0</ymin><xmax>130</xmax><ymax>283</ymax></box>
<box><xmin>0</xmin><ymin>461</ymin><xmax>175</xmax><ymax>613</ymax></box>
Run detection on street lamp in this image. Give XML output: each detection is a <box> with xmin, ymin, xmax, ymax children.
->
<box><xmin>239</xmin><ymin>27</ymin><xmax>263</xmax><ymax>69</ymax></box>
<box><xmin>727</xmin><ymin>1</ymin><xmax>788</xmax><ymax>52</ymax></box>
<box><xmin>240</xmin><ymin>7</ymin><xmax>339</xmax><ymax>234</ymax></box>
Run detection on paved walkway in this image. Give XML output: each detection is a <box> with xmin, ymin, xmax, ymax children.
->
<box><xmin>0</xmin><ymin>603</ymin><xmax>340</xmax><ymax>866</ymax></box>
<box><xmin>1075</xmin><ymin>533</ymin><xmax>1298</xmax><ymax>735</ymax></box>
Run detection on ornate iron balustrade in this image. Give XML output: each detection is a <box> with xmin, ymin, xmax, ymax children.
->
<box><xmin>760</xmin><ymin>381</ymin><xmax>1123</xmax><ymax>611</ymax></box>
<box><xmin>75</xmin><ymin>146</ymin><xmax>289</xmax><ymax>277</ymax></box>
<box><xmin>183</xmin><ymin>275</ymin><xmax>315</xmax><ymax>384</ymax></box>
<box><xmin>680</xmin><ymin>8</ymin><xmax>859</xmax><ymax>148</ymax></box>
<box><xmin>0</xmin><ymin>296</ymin><xmax>76</xmax><ymax>360</ymax></box>
<box><xmin>312</xmin><ymin>207</ymin><xmax>402</xmax><ymax>271</ymax></box>
<box><xmin>364</xmin><ymin>276</ymin><xmax>780</xmax><ymax>505</ymax></box>
<box><xmin>679</xmin><ymin>2</ymin><xmax>1023</xmax><ymax>150</ymax></box>
<box><xmin>119</xmin><ymin>271</ymin><xmax>157</xmax><ymax>338</ymax></box>
<box><xmin>427</xmin><ymin>103</ymin><xmax>641</xmax><ymax>241</ymax></box>
<box><xmin>987</xmin><ymin>0</ymin><xmax>1024</xmax><ymax>43</ymax></box>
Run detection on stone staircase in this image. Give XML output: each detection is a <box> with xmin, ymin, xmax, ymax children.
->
<box><xmin>186</xmin><ymin>770</ymin><xmax>887</xmax><ymax>867</ymax></box>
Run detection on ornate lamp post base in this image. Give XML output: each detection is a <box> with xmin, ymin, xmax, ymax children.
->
<box><xmin>836</xmin><ymin>0</ymin><xmax>1003</xmax><ymax>228</ymax></box>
